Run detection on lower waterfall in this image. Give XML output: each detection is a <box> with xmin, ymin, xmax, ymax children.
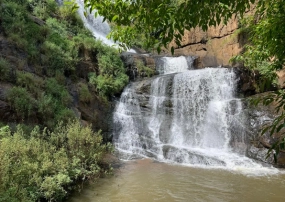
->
<box><xmin>113</xmin><ymin>56</ymin><xmax>278</xmax><ymax>174</ymax></box>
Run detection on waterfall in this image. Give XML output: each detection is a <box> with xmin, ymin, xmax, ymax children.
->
<box><xmin>74</xmin><ymin>0</ymin><xmax>136</xmax><ymax>52</ymax></box>
<box><xmin>75</xmin><ymin>0</ymin><xmax>115</xmax><ymax>46</ymax></box>
<box><xmin>156</xmin><ymin>56</ymin><xmax>193</xmax><ymax>74</ymax></box>
<box><xmin>113</xmin><ymin>56</ymin><xmax>279</xmax><ymax>173</ymax></box>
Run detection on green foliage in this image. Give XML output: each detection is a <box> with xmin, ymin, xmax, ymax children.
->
<box><xmin>88</xmin><ymin>44</ymin><xmax>129</xmax><ymax>97</ymax></box>
<box><xmin>232</xmin><ymin>0</ymin><xmax>285</xmax><ymax>83</ymax></box>
<box><xmin>86</xmin><ymin>0</ymin><xmax>256</xmax><ymax>51</ymax></box>
<box><xmin>78</xmin><ymin>82</ymin><xmax>92</xmax><ymax>103</ymax></box>
<box><xmin>59</xmin><ymin>0</ymin><xmax>83</xmax><ymax>27</ymax></box>
<box><xmin>55</xmin><ymin>108</ymin><xmax>76</xmax><ymax>124</ymax></box>
<box><xmin>136</xmin><ymin>60</ymin><xmax>155</xmax><ymax>77</ymax></box>
<box><xmin>1</xmin><ymin>0</ymin><xmax>129</xmax><ymax>99</ymax></box>
<box><xmin>37</xmin><ymin>93</ymin><xmax>58</xmax><ymax>119</ymax></box>
<box><xmin>42</xmin><ymin>18</ymin><xmax>78</xmax><ymax>73</ymax></box>
<box><xmin>45</xmin><ymin>78</ymin><xmax>72</xmax><ymax>106</ymax></box>
<box><xmin>7</xmin><ymin>34</ymin><xmax>29</xmax><ymax>51</ymax></box>
<box><xmin>0</xmin><ymin>121</ymin><xmax>113</xmax><ymax>201</ymax></box>
<box><xmin>28</xmin><ymin>0</ymin><xmax>58</xmax><ymax>20</ymax></box>
<box><xmin>0</xmin><ymin>58</ymin><xmax>10</xmax><ymax>81</ymax></box>
<box><xmin>6</xmin><ymin>87</ymin><xmax>35</xmax><ymax>119</ymax></box>
<box><xmin>16</xmin><ymin>71</ymin><xmax>44</xmax><ymax>97</ymax></box>
<box><xmin>89</xmin><ymin>72</ymin><xmax>128</xmax><ymax>97</ymax></box>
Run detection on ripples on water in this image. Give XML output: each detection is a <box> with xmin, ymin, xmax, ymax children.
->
<box><xmin>69</xmin><ymin>158</ymin><xmax>285</xmax><ymax>202</ymax></box>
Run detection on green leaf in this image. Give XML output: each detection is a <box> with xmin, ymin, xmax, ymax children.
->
<box><xmin>112</xmin><ymin>15</ymin><xmax>119</xmax><ymax>22</ymax></box>
<box><xmin>171</xmin><ymin>46</ymin><xmax>174</xmax><ymax>55</ymax></box>
<box><xmin>157</xmin><ymin>46</ymin><xmax>161</xmax><ymax>54</ymax></box>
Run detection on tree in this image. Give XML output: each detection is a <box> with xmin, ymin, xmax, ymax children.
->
<box><xmin>85</xmin><ymin>0</ymin><xmax>256</xmax><ymax>52</ymax></box>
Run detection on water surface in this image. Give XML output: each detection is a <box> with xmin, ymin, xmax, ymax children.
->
<box><xmin>69</xmin><ymin>158</ymin><xmax>285</xmax><ymax>202</ymax></box>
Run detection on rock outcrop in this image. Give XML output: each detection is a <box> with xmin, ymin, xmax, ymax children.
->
<box><xmin>169</xmin><ymin>16</ymin><xmax>244</xmax><ymax>68</ymax></box>
<box><xmin>120</xmin><ymin>52</ymin><xmax>156</xmax><ymax>81</ymax></box>
<box><xmin>244</xmin><ymin>93</ymin><xmax>285</xmax><ymax>167</ymax></box>
<box><xmin>161</xmin><ymin>5</ymin><xmax>256</xmax><ymax>68</ymax></box>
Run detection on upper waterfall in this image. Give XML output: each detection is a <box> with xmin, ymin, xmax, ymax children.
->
<box><xmin>75</xmin><ymin>0</ymin><xmax>115</xmax><ymax>46</ymax></box>
<box><xmin>74</xmin><ymin>0</ymin><xmax>135</xmax><ymax>52</ymax></box>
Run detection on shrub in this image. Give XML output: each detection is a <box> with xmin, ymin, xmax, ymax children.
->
<box><xmin>37</xmin><ymin>93</ymin><xmax>58</xmax><ymax>119</ymax></box>
<box><xmin>28</xmin><ymin>0</ymin><xmax>58</xmax><ymax>20</ymax></box>
<box><xmin>7</xmin><ymin>34</ymin><xmax>29</xmax><ymax>50</ymax></box>
<box><xmin>45</xmin><ymin>78</ymin><xmax>72</xmax><ymax>106</ymax></box>
<box><xmin>6</xmin><ymin>87</ymin><xmax>36</xmax><ymax>119</ymax></box>
<box><xmin>54</xmin><ymin>108</ymin><xmax>76</xmax><ymax>125</ymax></box>
<box><xmin>86</xmin><ymin>44</ymin><xmax>129</xmax><ymax>97</ymax></box>
<box><xmin>135</xmin><ymin>60</ymin><xmax>155</xmax><ymax>77</ymax></box>
<box><xmin>0</xmin><ymin>121</ymin><xmax>112</xmax><ymax>201</ymax></box>
<box><xmin>78</xmin><ymin>82</ymin><xmax>92</xmax><ymax>103</ymax></box>
<box><xmin>16</xmin><ymin>71</ymin><xmax>44</xmax><ymax>97</ymax></box>
<box><xmin>0</xmin><ymin>58</ymin><xmax>10</xmax><ymax>81</ymax></box>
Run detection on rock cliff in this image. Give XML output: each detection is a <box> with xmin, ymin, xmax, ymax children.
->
<box><xmin>161</xmin><ymin>6</ymin><xmax>256</xmax><ymax>68</ymax></box>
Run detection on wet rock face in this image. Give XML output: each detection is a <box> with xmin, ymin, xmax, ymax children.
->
<box><xmin>244</xmin><ymin>93</ymin><xmax>285</xmax><ymax>168</ymax></box>
<box><xmin>234</xmin><ymin>66</ymin><xmax>257</xmax><ymax>96</ymax></box>
<box><xmin>120</xmin><ymin>52</ymin><xmax>156</xmax><ymax>81</ymax></box>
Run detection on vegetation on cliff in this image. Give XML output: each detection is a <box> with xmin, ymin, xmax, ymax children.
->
<box><xmin>0</xmin><ymin>0</ymin><xmax>128</xmax><ymax>201</ymax></box>
<box><xmin>0</xmin><ymin>0</ymin><xmax>129</xmax><ymax>127</ymax></box>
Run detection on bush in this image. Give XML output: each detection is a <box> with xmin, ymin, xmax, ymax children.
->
<box><xmin>28</xmin><ymin>0</ymin><xmax>58</xmax><ymax>20</ymax></box>
<box><xmin>89</xmin><ymin>73</ymin><xmax>128</xmax><ymax>97</ymax></box>
<box><xmin>7</xmin><ymin>34</ymin><xmax>29</xmax><ymax>50</ymax></box>
<box><xmin>0</xmin><ymin>121</ymin><xmax>112</xmax><ymax>201</ymax></box>
<box><xmin>37</xmin><ymin>93</ymin><xmax>58</xmax><ymax>119</ymax></box>
<box><xmin>0</xmin><ymin>58</ymin><xmax>10</xmax><ymax>81</ymax></box>
<box><xmin>78</xmin><ymin>82</ymin><xmax>92</xmax><ymax>103</ymax></box>
<box><xmin>6</xmin><ymin>87</ymin><xmax>36</xmax><ymax>119</ymax></box>
<box><xmin>16</xmin><ymin>71</ymin><xmax>44</xmax><ymax>97</ymax></box>
<box><xmin>136</xmin><ymin>60</ymin><xmax>155</xmax><ymax>77</ymax></box>
<box><xmin>55</xmin><ymin>108</ymin><xmax>76</xmax><ymax>125</ymax></box>
<box><xmin>45</xmin><ymin>78</ymin><xmax>72</xmax><ymax>106</ymax></box>
<box><xmin>87</xmin><ymin>44</ymin><xmax>129</xmax><ymax>97</ymax></box>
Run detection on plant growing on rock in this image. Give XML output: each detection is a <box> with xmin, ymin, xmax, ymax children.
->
<box><xmin>6</xmin><ymin>87</ymin><xmax>36</xmax><ymax>119</ymax></box>
<box><xmin>0</xmin><ymin>58</ymin><xmax>10</xmax><ymax>81</ymax></box>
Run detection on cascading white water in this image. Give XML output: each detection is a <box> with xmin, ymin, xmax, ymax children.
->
<box><xmin>156</xmin><ymin>56</ymin><xmax>192</xmax><ymax>74</ymax></box>
<box><xmin>74</xmin><ymin>0</ymin><xmax>136</xmax><ymax>52</ymax></box>
<box><xmin>75</xmin><ymin>0</ymin><xmax>115</xmax><ymax>46</ymax></box>
<box><xmin>113</xmin><ymin>87</ymin><xmax>147</xmax><ymax>159</ymax></box>
<box><xmin>113</xmin><ymin>56</ymin><xmax>279</xmax><ymax>175</ymax></box>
